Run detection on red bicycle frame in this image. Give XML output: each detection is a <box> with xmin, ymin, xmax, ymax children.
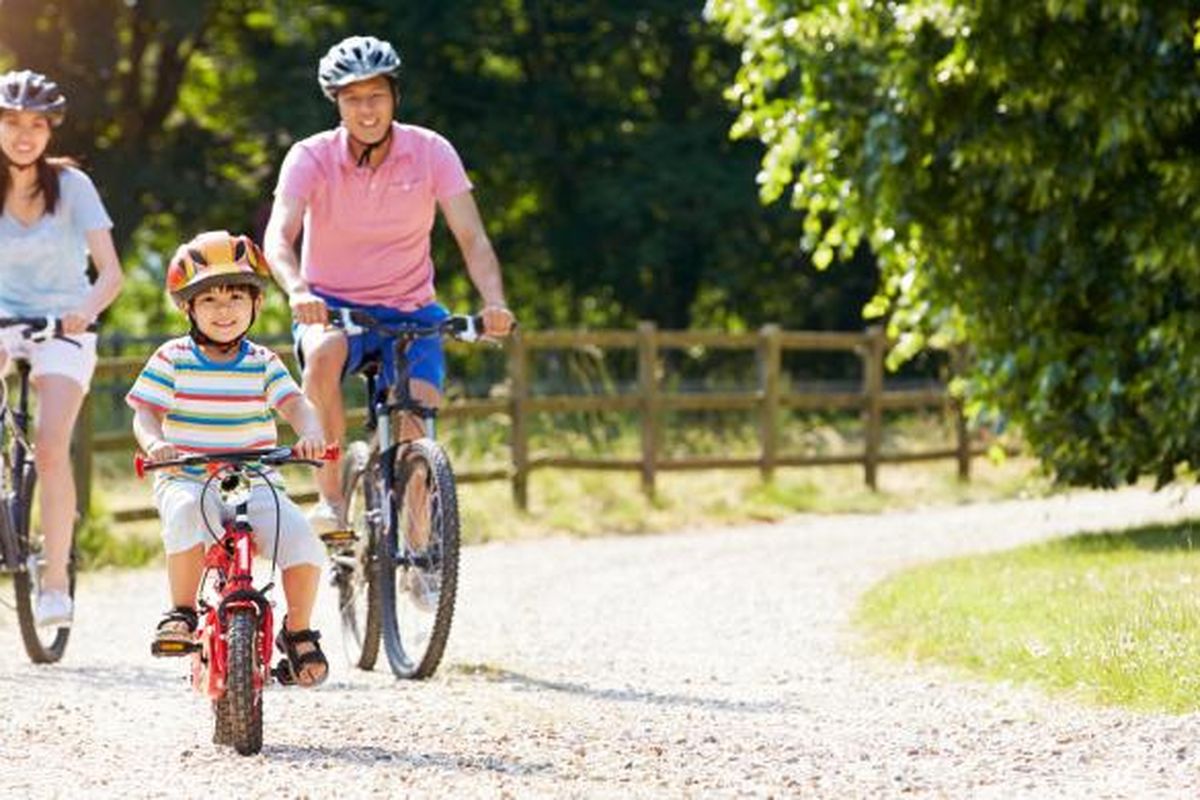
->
<box><xmin>137</xmin><ymin>445</ymin><xmax>337</xmax><ymax>755</ymax></box>
<box><xmin>192</xmin><ymin>518</ymin><xmax>274</xmax><ymax>701</ymax></box>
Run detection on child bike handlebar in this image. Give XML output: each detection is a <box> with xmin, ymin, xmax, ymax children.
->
<box><xmin>134</xmin><ymin>444</ymin><xmax>341</xmax><ymax>480</ymax></box>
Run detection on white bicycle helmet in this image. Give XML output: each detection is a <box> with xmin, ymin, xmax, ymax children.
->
<box><xmin>317</xmin><ymin>36</ymin><xmax>402</xmax><ymax>101</ymax></box>
<box><xmin>0</xmin><ymin>70</ymin><xmax>67</xmax><ymax>126</ymax></box>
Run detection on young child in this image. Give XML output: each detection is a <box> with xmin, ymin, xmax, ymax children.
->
<box><xmin>126</xmin><ymin>230</ymin><xmax>329</xmax><ymax>687</ymax></box>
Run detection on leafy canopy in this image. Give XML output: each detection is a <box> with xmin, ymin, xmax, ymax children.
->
<box><xmin>707</xmin><ymin>0</ymin><xmax>1200</xmax><ymax>487</ymax></box>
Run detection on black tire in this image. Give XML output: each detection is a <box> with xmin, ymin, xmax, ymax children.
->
<box><xmin>220</xmin><ymin>608</ymin><xmax>263</xmax><ymax>756</ymax></box>
<box><xmin>335</xmin><ymin>441</ymin><xmax>382</xmax><ymax>670</ymax></box>
<box><xmin>13</xmin><ymin>463</ymin><xmax>74</xmax><ymax>664</ymax></box>
<box><xmin>379</xmin><ymin>438</ymin><xmax>460</xmax><ymax>680</ymax></box>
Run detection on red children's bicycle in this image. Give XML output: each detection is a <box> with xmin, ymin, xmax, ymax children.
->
<box><xmin>135</xmin><ymin>445</ymin><xmax>337</xmax><ymax>755</ymax></box>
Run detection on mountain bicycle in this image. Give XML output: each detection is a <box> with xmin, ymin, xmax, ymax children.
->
<box><xmin>136</xmin><ymin>445</ymin><xmax>337</xmax><ymax>756</ymax></box>
<box><xmin>0</xmin><ymin>316</ymin><xmax>96</xmax><ymax>664</ymax></box>
<box><xmin>326</xmin><ymin>308</ymin><xmax>481</xmax><ymax>680</ymax></box>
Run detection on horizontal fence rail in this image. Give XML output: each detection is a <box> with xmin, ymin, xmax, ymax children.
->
<box><xmin>68</xmin><ymin>323</ymin><xmax>986</xmax><ymax>523</ymax></box>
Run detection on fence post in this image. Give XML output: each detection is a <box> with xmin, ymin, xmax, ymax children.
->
<box><xmin>952</xmin><ymin>344</ymin><xmax>971</xmax><ymax>481</ymax></box>
<box><xmin>508</xmin><ymin>330</ymin><xmax>530</xmax><ymax>510</ymax></box>
<box><xmin>862</xmin><ymin>325</ymin><xmax>885</xmax><ymax>490</ymax></box>
<box><xmin>637</xmin><ymin>321</ymin><xmax>659</xmax><ymax>501</ymax></box>
<box><xmin>72</xmin><ymin>394</ymin><xmax>94</xmax><ymax>521</ymax></box>
<box><xmin>758</xmin><ymin>324</ymin><xmax>782</xmax><ymax>482</ymax></box>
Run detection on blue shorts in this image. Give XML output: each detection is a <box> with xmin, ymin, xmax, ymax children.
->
<box><xmin>292</xmin><ymin>290</ymin><xmax>450</xmax><ymax>393</ymax></box>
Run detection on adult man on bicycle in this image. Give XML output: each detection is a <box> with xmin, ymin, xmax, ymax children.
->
<box><xmin>264</xmin><ymin>35</ymin><xmax>514</xmax><ymax>533</ymax></box>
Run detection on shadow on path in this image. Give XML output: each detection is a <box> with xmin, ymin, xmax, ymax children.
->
<box><xmin>451</xmin><ymin>663</ymin><xmax>785</xmax><ymax>715</ymax></box>
<box><xmin>263</xmin><ymin>741</ymin><xmax>553</xmax><ymax>776</ymax></box>
<box><xmin>0</xmin><ymin>662</ymin><xmax>183</xmax><ymax>691</ymax></box>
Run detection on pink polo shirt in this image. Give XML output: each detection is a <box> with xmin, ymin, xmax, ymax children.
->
<box><xmin>274</xmin><ymin>122</ymin><xmax>473</xmax><ymax>309</ymax></box>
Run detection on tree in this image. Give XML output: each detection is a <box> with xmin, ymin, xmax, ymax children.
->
<box><xmin>0</xmin><ymin>0</ymin><xmax>343</xmax><ymax>332</ymax></box>
<box><xmin>2</xmin><ymin>1</ymin><xmax>875</xmax><ymax>336</ymax></box>
<box><xmin>707</xmin><ymin>0</ymin><xmax>1200</xmax><ymax>487</ymax></box>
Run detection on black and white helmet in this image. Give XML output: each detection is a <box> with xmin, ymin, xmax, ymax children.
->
<box><xmin>317</xmin><ymin>36</ymin><xmax>402</xmax><ymax>101</ymax></box>
<box><xmin>0</xmin><ymin>70</ymin><xmax>67</xmax><ymax>126</ymax></box>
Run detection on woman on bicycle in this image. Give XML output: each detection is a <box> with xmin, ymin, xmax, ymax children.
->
<box><xmin>0</xmin><ymin>70</ymin><xmax>123</xmax><ymax>627</ymax></box>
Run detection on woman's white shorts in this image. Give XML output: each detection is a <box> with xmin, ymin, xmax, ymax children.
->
<box><xmin>0</xmin><ymin>330</ymin><xmax>97</xmax><ymax>391</ymax></box>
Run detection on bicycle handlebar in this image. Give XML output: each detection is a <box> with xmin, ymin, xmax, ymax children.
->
<box><xmin>134</xmin><ymin>444</ymin><xmax>341</xmax><ymax>480</ymax></box>
<box><xmin>327</xmin><ymin>309</ymin><xmax>486</xmax><ymax>343</ymax></box>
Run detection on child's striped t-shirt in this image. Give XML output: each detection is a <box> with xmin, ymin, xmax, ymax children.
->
<box><xmin>125</xmin><ymin>336</ymin><xmax>302</xmax><ymax>483</ymax></box>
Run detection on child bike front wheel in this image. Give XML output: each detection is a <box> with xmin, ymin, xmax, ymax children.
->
<box><xmin>214</xmin><ymin>608</ymin><xmax>264</xmax><ymax>756</ymax></box>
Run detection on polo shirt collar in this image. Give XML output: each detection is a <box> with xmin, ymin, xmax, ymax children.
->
<box><xmin>335</xmin><ymin>122</ymin><xmax>412</xmax><ymax>171</ymax></box>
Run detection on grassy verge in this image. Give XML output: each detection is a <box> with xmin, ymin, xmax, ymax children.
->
<box><xmin>856</xmin><ymin>520</ymin><xmax>1200</xmax><ymax>713</ymax></box>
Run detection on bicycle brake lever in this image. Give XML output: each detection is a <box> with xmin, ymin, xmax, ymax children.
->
<box><xmin>24</xmin><ymin>316</ymin><xmax>57</xmax><ymax>344</ymax></box>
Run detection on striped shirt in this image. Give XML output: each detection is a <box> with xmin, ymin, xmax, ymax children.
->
<box><xmin>125</xmin><ymin>337</ymin><xmax>302</xmax><ymax>483</ymax></box>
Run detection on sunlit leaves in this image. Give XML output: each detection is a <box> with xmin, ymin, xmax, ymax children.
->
<box><xmin>709</xmin><ymin>0</ymin><xmax>1200</xmax><ymax>487</ymax></box>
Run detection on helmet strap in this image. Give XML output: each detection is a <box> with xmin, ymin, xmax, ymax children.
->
<box><xmin>352</xmin><ymin>124</ymin><xmax>393</xmax><ymax>168</ymax></box>
<box><xmin>187</xmin><ymin>307</ymin><xmax>257</xmax><ymax>356</ymax></box>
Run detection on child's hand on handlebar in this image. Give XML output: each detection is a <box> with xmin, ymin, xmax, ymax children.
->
<box><xmin>291</xmin><ymin>435</ymin><xmax>326</xmax><ymax>461</ymax></box>
<box><xmin>146</xmin><ymin>440</ymin><xmax>178</xmax><ymax>462</ymax></box>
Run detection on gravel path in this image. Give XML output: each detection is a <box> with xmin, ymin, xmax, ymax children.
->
<box><xmin>3</xmin><ymin>487</ymin><xmax>1200</xmax><ymax>798</ymax></box>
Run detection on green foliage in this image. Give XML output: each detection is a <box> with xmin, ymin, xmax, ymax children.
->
<box><xmin>74</xmin><ymin>492</ymin><xmax>160</xmax><ymax>569</ymax></box>
<box><xmin>2</xmin><ymin>1</ymin><xmax>878</xmax><ymax>336</ymax></box>
<box><xmin>707</xmin><ymin>1</ymin><xmax>1200</xmax><ymax>487</ymax></box>
<box><xmin>858</xmin><ymin>521</ymin><xmax>1200</xmax><ymax>713</ymax></box>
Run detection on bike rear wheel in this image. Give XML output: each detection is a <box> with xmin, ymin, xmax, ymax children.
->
<box><xmin>217</xmin><ymin>608</ymin><xmax>263</xmax><ymax>755</ymax></box>
<box><xmin>335</xmin><ymin>441</ymin><xmax>382</xmax><ymax>670</ymax></box>
<box><xmin>379</xmin><ymin>438</ymin><xmax>460</xmax><ymax>680</ymax></box>
<box><xmin>12</xmin><ymin>464</ymin><xmax>74</xmax><ymax>664</ymax></box>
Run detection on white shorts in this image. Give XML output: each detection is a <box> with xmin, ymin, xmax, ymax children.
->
<box><xmin>0</xmin><ymin>329</ymin><xmax>97</xmax><ymax>391</ymax></box>
<box><xmin>153</xmin><ymin>479</ymin><xmax>326</xmax><ymax>569</ymax></box>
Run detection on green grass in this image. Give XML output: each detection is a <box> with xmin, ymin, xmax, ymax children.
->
<box><xmin>88</xmin><ymin>408</ymin><xmax>1040</xmax><ymax>561</ymax></box>
<box><xmin>103</xmin><ymin>454</ymin><xmax>1046</xmax><ymax>559</ymax></box>
<box><xmin>856</xmin><ymin>521</ymin><xmax>1200</xmax><ymax>713</ymax></box>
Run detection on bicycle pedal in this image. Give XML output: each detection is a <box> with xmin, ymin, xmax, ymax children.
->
<box><xmin>151</xmin><ymin>640</ymin><xmax>201</xmax><ymax>657</ymax></box>
<box><xmin>319</xmin><ymin>529</ymin><xmax>358</xmax><ymax>546</ymax></box>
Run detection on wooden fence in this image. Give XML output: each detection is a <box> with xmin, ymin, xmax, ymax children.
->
<box><xmin>71</xmin><ymin>324</ymin><xmax>982</xmax><ymax>523</ymax></box>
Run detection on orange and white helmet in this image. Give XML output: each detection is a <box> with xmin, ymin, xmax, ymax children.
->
<box><xmin>166</xmin><ymin>231</ymin><xmax>271</xmax><ymax>305</ymax></box>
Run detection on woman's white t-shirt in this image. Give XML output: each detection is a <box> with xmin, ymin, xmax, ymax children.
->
<box><xmin>0</xmin><ymin>166</ymin><xmax>113</xmax><ymax>316</ymax></box>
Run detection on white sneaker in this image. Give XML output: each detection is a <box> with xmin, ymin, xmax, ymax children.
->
<box><xmin>34</xmin><ymin>589</ymin><xmax>73</xmax><ymax>628</ymax></box>
<box><xmin>307</xmin><ymin>500</ymin><xmax>347</xmax><ymax>536</ymax></box>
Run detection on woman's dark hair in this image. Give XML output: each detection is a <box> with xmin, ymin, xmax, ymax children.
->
<box><xmin>1</xmin><ymin>153</ymin><xmax>77</xmax><ymax>216</ymax></box>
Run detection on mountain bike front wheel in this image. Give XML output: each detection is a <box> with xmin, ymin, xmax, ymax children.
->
<box><xmin>379</xmin><ymin>438</ymin><xmax>461</xmax><ymax>680</ymax></box>
<box><xmin>12</xmin><ymin>464</ymin><xmax>74</xmax><ymax>664</ymax></box>
<box><xmin>335</xmin><ymin>441</ymin><xmax>382</xmax><ymax>670</ymax></box>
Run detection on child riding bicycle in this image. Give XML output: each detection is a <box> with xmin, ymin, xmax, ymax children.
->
<box><xmin>125</xmin><ymin>231</ymin><xmax>329</xmax><ymax>687</ymax></box>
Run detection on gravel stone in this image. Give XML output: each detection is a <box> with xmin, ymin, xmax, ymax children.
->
<box><xmin>2</xmin><ymin>487</ymin><xmax>1200</xmax><ymax>798</ymax></box>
